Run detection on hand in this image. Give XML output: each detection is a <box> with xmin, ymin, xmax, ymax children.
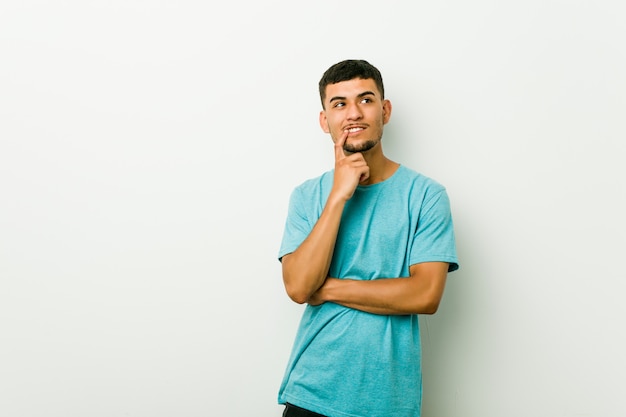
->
<box><xmin>307</xmin><ymin>289</ymin><xmax>324</xmax><ymax>306</ymax></box>
<box><xmin>307</xmin><ymin>277</ymin><xmax>340</xmax><ymax>306</ymax></box>
<box><xmin>307</xmin><ymin>279</ymin><xmax>330</xmax><ymax>306</ymax></box>
<box><xmin>331</xmin><ymin>130</ymin><xmax>370</xmax><ymax>201</ymax></box>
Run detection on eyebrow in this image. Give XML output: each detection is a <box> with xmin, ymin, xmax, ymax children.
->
<box><xmin>328</xmin><ymin>91</ymin><xmax>377</xmax><ymax>104</ymax></box>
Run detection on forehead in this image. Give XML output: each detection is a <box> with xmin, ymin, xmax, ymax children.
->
<box><xmin>324</xmin><ymin>78</ymin><xmax>381</xmax><ymax>102</ymax></box>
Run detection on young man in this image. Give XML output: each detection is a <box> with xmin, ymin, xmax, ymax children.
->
<box><xmin>277</xmin><ymin>60</ymin><xmax>459</xmax><ymax>417</ymax></box>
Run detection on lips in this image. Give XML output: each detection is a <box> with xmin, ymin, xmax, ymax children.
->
<box><xmin>344</xmin><ymin>125</ymin><xmax>366</xmax><ymax>134</ymax></box>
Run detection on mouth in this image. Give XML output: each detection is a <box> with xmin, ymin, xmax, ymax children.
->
<box><xmin>344</xmin><ymin>126</ymin><xmax>366</xmax><ymax>135</ymax></box>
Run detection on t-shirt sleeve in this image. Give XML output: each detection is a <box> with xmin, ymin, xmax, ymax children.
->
<box><xmin>409</xmin><ymin>188</ymin><xmax>460</xmax><ymax>272</ymax></box>
<box><xmin>278</xmin><ymin>186</ymin><xmax>312</xmax><ymax>262</ymax></box>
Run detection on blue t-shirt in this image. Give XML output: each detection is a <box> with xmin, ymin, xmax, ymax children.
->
<box><xmin>278</xmin><ymin>165</ymin><xmax>459</xmax><ymax>417</ymax></box>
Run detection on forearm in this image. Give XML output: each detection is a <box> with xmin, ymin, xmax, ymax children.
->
<box><xmin>282</xmin><ymin>196</ymin><xmax>346</xmax><ymax>304</ymax></box>
<box><xmin>310</xmin><ymin>263</ymin><xmax>449</xmax><ymax>315</ymax></box>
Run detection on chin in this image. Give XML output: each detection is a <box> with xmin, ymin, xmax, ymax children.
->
<box><xmin>344</xmin><ymin>139</ymin><xmax>378</xmax><ymax>153</ymax></box>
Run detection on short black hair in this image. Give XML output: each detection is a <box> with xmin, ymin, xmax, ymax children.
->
<box><xmin>318</xmin><ymin>59</ymin><xmax>385</xmax><ymax>108</ymax></box>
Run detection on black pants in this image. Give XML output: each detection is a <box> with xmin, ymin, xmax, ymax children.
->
<box><xmin>282</xmin><ymin>403</ymin><xmax>327</xmax><ymax>417</ymax></box>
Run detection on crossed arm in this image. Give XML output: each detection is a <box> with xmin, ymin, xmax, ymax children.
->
<box><xmin>283</xmin><ymin>243</ymin><xmax>448</xmax><ymax>316</ymax></box>
<box><xmin>306</xmin><ymin>262</ymin><xmax>448</xmax><ymax>315</ymax></box>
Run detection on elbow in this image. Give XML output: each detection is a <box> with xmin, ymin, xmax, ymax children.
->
<box><xmin>415</xmin><ymin>296</ymin><xmax>442</xmax><ymax>315</ymax></box>
<box><xmin>420</xmin><ymin>301</ymin><xmax>440</xmax><ymax>315</ymax></box>
<box><xmin>281</xmin><ymin>255</ymin><xmax>319</xmax><ymax>304</ymax></box>
<box><xmin>284</xmin><ymin>284</ymin><xmax>311</xmax><ymax>305</ymax></box>
<box><xmin>283</xmin><ymin>278</ymin><xmax>313</xmax><ymax>305</ymax></box>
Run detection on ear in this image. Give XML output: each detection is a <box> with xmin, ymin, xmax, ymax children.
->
<box><xmin>382</xmin><ymin>99</ymin><xmax>392</xmax><ymax>125</ymax></box>
<box><xmin>319</xmin><ymin>110</ymin><xmax>330</xmax><ymax>133</ymax></box>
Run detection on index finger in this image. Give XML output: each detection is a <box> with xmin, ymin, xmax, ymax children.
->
<box><xmin>334</xmin><ymin>129</ymin><xmax>349</xmax><ymax>160</ymax></box>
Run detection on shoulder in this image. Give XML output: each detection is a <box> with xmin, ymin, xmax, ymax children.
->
<box><xmin>396</xmin><ymin>165</ymin><xmax>447</xmax><ymax>197</ymax></box>
<box><xmin>291</xmin><ymin>170</ymin><xmax>334</xmax><ymax>196</ymax></box>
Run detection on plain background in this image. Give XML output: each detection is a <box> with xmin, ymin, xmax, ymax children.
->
<box><xmin>1</xmin><ymin>1</ymin><xmax>625</xmax><ymax>416</ymax></box>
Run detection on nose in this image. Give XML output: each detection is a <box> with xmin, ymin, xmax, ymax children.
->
<box><xmin>345</xmin><ymin>102</ymin><xmax>363</xmax><ymax>121</ymax></box>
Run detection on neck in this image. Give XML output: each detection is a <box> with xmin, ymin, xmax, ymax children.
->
<box><xmin>358</xmin><ymin>145</ymin><xmax>400</xmax><ymax>185</ymax></box>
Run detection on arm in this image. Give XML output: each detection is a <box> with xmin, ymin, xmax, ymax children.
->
<box><xmin>282</xmin><ymin>130</ymin><xmax>370</xmax><ymax>304</ymax></box>
<box><xmin>307</xmin><ymin>262</ymin><xmax>449</xmax><ymax>315</ymax></box>
<box><xmin>281</xmin><ymin>197</ymin><xmax>344</xmax><ymax>304</ymax></box>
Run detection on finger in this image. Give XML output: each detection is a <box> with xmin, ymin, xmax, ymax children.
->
<box><xmin>334</xmin><ymin>129</ymin><xmax>349</xmax><ymax>160</ymax></box>
<box><xmin>359</xmin><ymin>166</ymin><xmax>370</xmax><ymax>183</ymax></box>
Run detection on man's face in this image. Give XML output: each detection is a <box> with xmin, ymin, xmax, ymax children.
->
<box><xmin>319</xmin><ymin>78</ymin><xmax>391</xmax><ymax>154</ymax></box>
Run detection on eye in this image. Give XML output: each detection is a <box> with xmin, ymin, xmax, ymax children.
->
<box><xmin>360</xmin><ymin>97</ymin><xmax>372</xmax><ymax>104</ymax></box>
<box><xmin>333</xmin><ymin>102</ymin><xmax>345</xmax><ymax>108</ymax></box>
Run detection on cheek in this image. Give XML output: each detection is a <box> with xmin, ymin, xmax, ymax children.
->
<box><xmin>327</xmin><ymin>118</ymin><xmax>342</xmax><ymax>134</ymax></box>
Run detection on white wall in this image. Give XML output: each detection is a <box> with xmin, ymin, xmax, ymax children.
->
<box><xmin>1</xmin><ymin>1</ymin><xmax>624</xmax><ymax>416</ymax></box>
